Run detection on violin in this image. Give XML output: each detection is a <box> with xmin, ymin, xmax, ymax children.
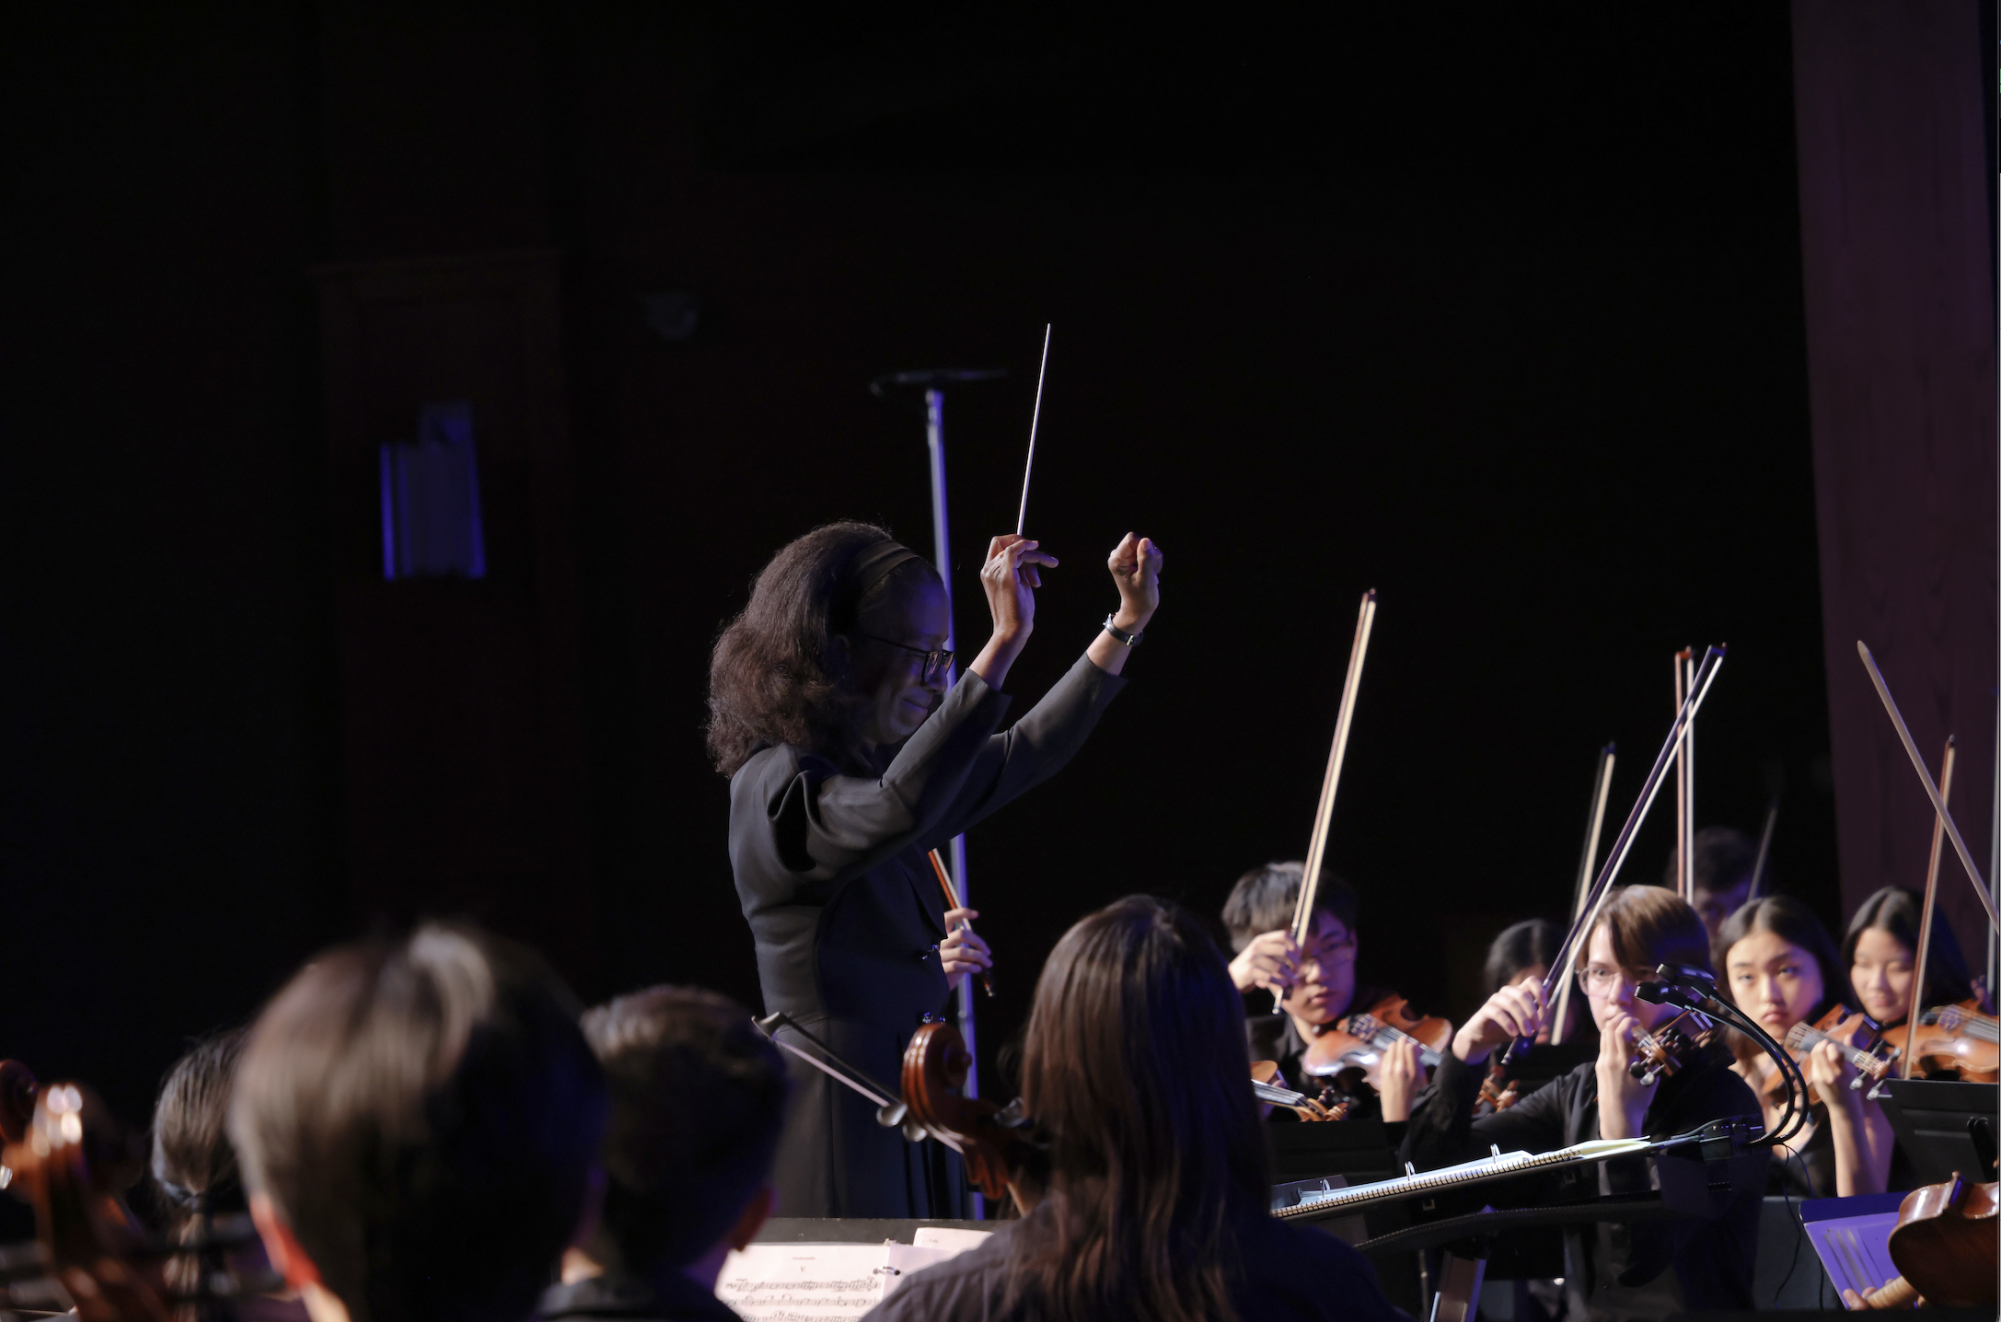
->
<box><xmin>1782</xmin><ymin>1005</ymin><xmax>1895</xmax><ymax>1097</ymax></box>
<box><xmin>1250</xmin><ymin>1061</ymin><xmax>1350</xmax><ymax>1122</ymax></box>
<box><xmin>0</xmin><ymin>1062</ymin><xmax>271</xmax><ymax>1322</ymax></box>
<box><xmin>1846</xmin><ymin>1171</ymin><xmax>1997</xmax><ymax>1310</ymax></box>
<box><xmin>1476</xmin><ymin>1063</ymin><xmax>1520</xmax><ymax>1113</ymax></box>
<box><xmin>1300</xmin><ymin>994</ymin><xmax>1452</xmax><ymax>1093</ymax></box>
<box><xmin>1878</xmin><ymin>998</ymin><xmax>1999</xmax><ymax>1084</ymax></box>
<box><xmin>1627</xmin><ymin>1007</ymin><xmax>1712</xmax><ymax>1087</ymax></box>
<box><xmin>901</xmin><ymin>1021</ymin><xmax>1047</xmax><ymax>1212</ymax></box>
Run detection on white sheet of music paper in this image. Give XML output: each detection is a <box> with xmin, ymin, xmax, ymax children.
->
<box><xmin>717</xmin><ymin>1231</ymin><xmax>992</xmax><ymax>1320</ymax></box>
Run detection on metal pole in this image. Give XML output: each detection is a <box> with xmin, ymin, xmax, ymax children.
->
<box><xmin>925</xmin><ymin>389</ymin><xmax>983</xmax><ymax>1219</ymax></box>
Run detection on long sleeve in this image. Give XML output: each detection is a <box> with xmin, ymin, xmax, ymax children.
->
<box><xmin>731</xmin><ymin>653</ymin><xmax>1125</xmax><ymax>914</ymax></box>
<box><xmin>1402</xmin><ymin>1052</ymin><xmax>1575</xmax><ymax>1173</ymax></box>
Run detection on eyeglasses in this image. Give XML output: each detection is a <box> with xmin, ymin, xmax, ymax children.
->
<box><xmin>855</xmin><ymin>633</ymin><xmax>955</xmax><ymax>683</ymax></box>
<box><xmin>1577</xmin><ymin>964</ymin><xmax>1660</xmax><ymax>998</ymax></box>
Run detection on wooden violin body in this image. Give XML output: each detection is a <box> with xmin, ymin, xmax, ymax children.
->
<box><xmin>902</xmin><ymin>1021</ymin><xmax>1045</xmax><ymax>1210</ymax></box>
<box><xmin>1300</xmin><ymin>994</ymin><xmax>1452</xmax><ymax>1091</ymax></box>
<box><xmin>0</xmin><ymin>1068</ymin><xmax>165</xmax><ymax>1322</ymax></box>
<box><xmin>1878</xmin><ymin>998</ymin><xmax>1999</xmax><ymax>1083</ymax></box>
<box><xmin>1850</xmin><ymin>1172</ymin><xmax>1997</xmax><ymax>1309</ymax></box>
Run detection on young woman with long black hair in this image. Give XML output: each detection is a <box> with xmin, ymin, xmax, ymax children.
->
<box><xmin>708</xmin><ymin>523</ymin><xmax>1160</xmax><ymax>1219</ymax></box>
<box><xmin>867</xmin><ymin>895</ymin><xmax>1402</xmax><ymax>1322</ymax></box>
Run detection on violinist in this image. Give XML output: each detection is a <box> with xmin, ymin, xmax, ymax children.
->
<box><xmin>1402</xmin><ymin>886</ymin><xmax>1765</xmax><ymax>1318</ymax></box>
<box><xmin>1222</xmin><ymin>862</ymin><xmax>1424</xmax><ymax>1124</ymax></box>
<box><xmin>1663</xmin><ymin>826</ymin><xmax>1761</xmax><ymax>946</ymax></box>
<box><xmin>1716</xmin><ymin>895</ymin><xmax>1868</xmax><ymax>1196</ymax></box>
<box><xmin>1483</xmin><ymin>918</ymin><xmax>1585</xmax><ymax>1048</ymax></box>
<box><xmin>148</xmin><ymin>1028</ymin><xmax>306</xmax><ymax>1322</ymax></box>
<box><xmin>1843</xmin><ymin>885</ymin><xmax>1984</xmax><ymax>1033</ymax></box>
<box><xmin>708</xmin><ymin>522</ymin><xmax>1160</xmax><ymax>1218</ymax></box>
<box><xmin>543</xmin><ymin>986</ymin><xmax>789</xmax><ymax>1322</ymax></box>
<box><xmin>864</xmin><ymin>895</ymin><xmax>1405</xmax><ymax>1322</ymax></box>
<box><xmin>228</xmin><ymin>924</ymin><xmax>610</xmax><ymax>1322</ymax></box>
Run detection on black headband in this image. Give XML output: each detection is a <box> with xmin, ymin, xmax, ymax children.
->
<box><xmin>834</xmin><ymin>538</ymin><xmax>926</xmax><ymax>628</ymax></box>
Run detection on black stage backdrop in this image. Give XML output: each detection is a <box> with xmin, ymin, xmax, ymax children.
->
<box><xmin>0</xmin><ymin>5</ymin><xmax>1892</xmax><ymax>1123</ymax></box>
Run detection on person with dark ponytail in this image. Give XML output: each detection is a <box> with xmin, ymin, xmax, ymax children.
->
<box><xmin>709</xmin><ymin>523</ymin><xmax>1161</xmax><ymax>1218</ymax></box>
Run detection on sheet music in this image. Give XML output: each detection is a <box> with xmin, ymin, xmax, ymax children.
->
<box><xmin>717</xmin><ymin>1233</ymin><xmax>990</xmax><ymax>1320</ymax></box>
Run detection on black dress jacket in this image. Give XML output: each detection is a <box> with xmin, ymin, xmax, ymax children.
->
<box><xmin>729</xmin><ymin>654</ymin><xmax>1124</xmax><ymax>1218</ymax></box>
<box><xmin>1400</xmin><ymin>1048</ymin><xmax>1767</xmax><ymax>1321</ymax></box>
<box><xmin>861</xmin><ymin>1199</ymin><xmax>1410</xmax><ymax>1322</ymax></box>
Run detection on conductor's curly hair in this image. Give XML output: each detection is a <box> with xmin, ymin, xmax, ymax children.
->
<box><xmin>705</xmin><ymin>521</ymin><xmax>942</xmax><ymax>778</ymax></box>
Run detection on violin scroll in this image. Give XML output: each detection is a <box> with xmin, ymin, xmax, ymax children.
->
<box><xmin>902</xmin><ymin>1021</ymin><xmax>1044</xmax><ymax>1208</ymax></box>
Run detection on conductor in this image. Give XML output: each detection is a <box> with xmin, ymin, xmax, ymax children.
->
<box><xmin>706</xmin><ymin>520</ymin><xmax>1161</xmax><ymax>1217</ymax></box>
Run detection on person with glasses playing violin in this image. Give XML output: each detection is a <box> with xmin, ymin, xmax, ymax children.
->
<box><xmin>1222</xmin><ymin>862</ymin><xmax>1426</xmax><ymax>1126</ymax></box>
<box><xmin>1402</xmin><ymin>886</ymin><xmax>1766</xmax><ymax>1319</ymax></box>
<box><xmin>707</xmin><ymin>521</ymin><xmax>1161</xmax><ymax>1219</ymax></box>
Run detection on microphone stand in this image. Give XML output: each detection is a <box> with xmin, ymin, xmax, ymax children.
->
<box><xmin>1636</xmin><ymin>966</ymin><xmax>1811</xmax><ymax>1149</ymax></box>
<box><xmin>872</xmin><ymin>367</ymin><xmax>1006</xmax><ymax>1218</ymax></box>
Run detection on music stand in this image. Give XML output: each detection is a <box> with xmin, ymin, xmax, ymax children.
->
<box><xmin>1873</xmin><ymin>1078</ymin><xmax>1998</xmax><ymax>1184</ymax></box>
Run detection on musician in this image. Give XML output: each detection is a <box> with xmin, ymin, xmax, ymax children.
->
<box><xmin>1663</xmin><ymin>826</ymin><xmax>1761</xmax><ymax>945</ymax></box>
<box><xmin>708</xmin><ymin>522</ymin><xmax>1160</xmax><ymax>1218</ymax></box>
<box><xmin>229</xmin><ymin>924</ymin><xmax>609</xmax><ymax>1322</ymax></box>
<box><xmin>148</xmin><ymin>1028</ymin><xmax>306</xmax><ymax>1322</ymax></box>
<box><xmin>1842</xmin><ymin>885</ymin><xmax>1982</xmax><ymax>1030</ymax></box>
<box><xmin>1222</xmin><ymin>861</ymin><xmax>1424</xmax><ymax>1124</ymax></box>
<box><xmin>1403</xmin><ymin>886</ymin><xmax>1766</xmax><ymax>1318</ymax></box>
<box><xmin>864</xmin><ymin>895</ymin><xmax>1406</xmax><ymax>1322</ymax></box>
<box><xmin>1483</xmin><ymin>918</ymin><xmax>1585</xmax><ymax>1047</ymax></box>
<box><xmin>542</xmin><ymin>986</ymin><xmax>788</xmax><ymax>1322</ymax></box>
<box><xmin>1716</xmin><ymin>895</ymin><xmax>1864</xmax><ymax>1196</ymax></box>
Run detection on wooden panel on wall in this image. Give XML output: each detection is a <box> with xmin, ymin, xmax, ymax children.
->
<box><xmin>1792</xmin><ymin>1</ymin><xmax>1997</xmax><ymax>960</ymax></box>
<box><xmin>316</xmin><ymin>250</ymin><xmax>594</xmax><ymax>984</ymax></box>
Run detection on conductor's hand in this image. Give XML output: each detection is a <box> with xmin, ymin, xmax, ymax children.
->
<box><xmin>1451</xmin><ymin>979</ymin><xmax>1545</xmax><ymax>1066</ymax></box>
<box><xmin>1107</xmin><ymin>532</ymin><xmax>1162</xmax><ymax>632</ymax></box>
<box><xmin>939</xmin><ymin>909</ymin><xmax>992</xmax><ymax>995</ymax></box>
<box><xmin>982</xmin><ymin>534</ymin><xmax>1057</xmax><ymax>639</ymax></box>
<box><xmin>1228</xmin><ymin>929</ymin><xmax>1301</xmax><ymax>996</ymax></box>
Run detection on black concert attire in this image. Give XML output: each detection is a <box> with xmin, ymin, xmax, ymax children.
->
<box><xmin>730</xmin><ymin>655</ymin><xmax>1124</xmax><ymax>1218</ymax></box>
<box><xmin>861</xmin><ymin>1199</ymin><xmax>1409</xmax><ymax>1322</ymax></box>
<box><xmin>1402</xmin><ymin>1045</ymin><xmax>1767</xmax><ymax>1320</ymax></box>
<box><xmin>537</xmin><ymin>1272</ymin><xmax>739</xmax><ymax>1322</ymax></box>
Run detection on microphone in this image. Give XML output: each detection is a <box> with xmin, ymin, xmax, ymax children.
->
<box><xmin>869</xmin><ymin>368</ymin><xmax>1007</xmax><ymax>397</ymax></box>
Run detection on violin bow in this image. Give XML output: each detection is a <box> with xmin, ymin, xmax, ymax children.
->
<box><xmin>1551</xmin><ymin>744</ymin><xmax>1616</xmax><ymax>1046</ymax></box>
<box><xmin>749</xmin><ymin>1012</ymin><xmax>965</xmax><ymax>1151</ymax></box>
<box><xmin>1278</xmin><ymin>589</ymin><xmax>1378</xmax><ymax>1012</ymax></box>
<box><xmin>1673</xmin><ymin>650</ymin><xmax>1695</xmax><ymax>902</ymax></box>
<box><xmin>1506</xmin><ymin>644</ymin><xmax>1728</xmax><ymax>1065</ymax></box>
<box><xmin>929</xmin><ymin>848</ymin><xmax>995</xmax><ymax>998</ymax></box>
<box><xmin>1905</xmin><ymin>736</ymin><xmax>1956</xmax><ymax>1080</ymax></box>
<box><xmin>1014</xmin><ymin>324</ymin><xmax>1052</xmax><ymax>536</ymax></box>
<box><xmin>1857</xmin><ymin>642</ymin><xmax>2001</xmax><ymax>934</ymax></box>
<box><xmin>1747</xmin><ymin>796</ymin><xmax>1779</xmax><ymax>900</ymax></box>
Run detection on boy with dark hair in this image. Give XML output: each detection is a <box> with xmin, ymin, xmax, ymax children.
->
<box><xmin>540</xmin><ymin>986</ymin><xmax>791</xmax><ymax>1322</ymax></box>
<box><xmin>228</xmin><ymin>924</ymin><xmax>608</xmax><ymax>1322</ymax></box>
<box><xmin>1221</xmin><ymin>861</ymin><xmax>1425</xmax><ymax>1123</ymax></box>
<box><xmin>1664</xmin><ymin>825</ymin><xmax>1763</xmax><ymax>944</ymax></box>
